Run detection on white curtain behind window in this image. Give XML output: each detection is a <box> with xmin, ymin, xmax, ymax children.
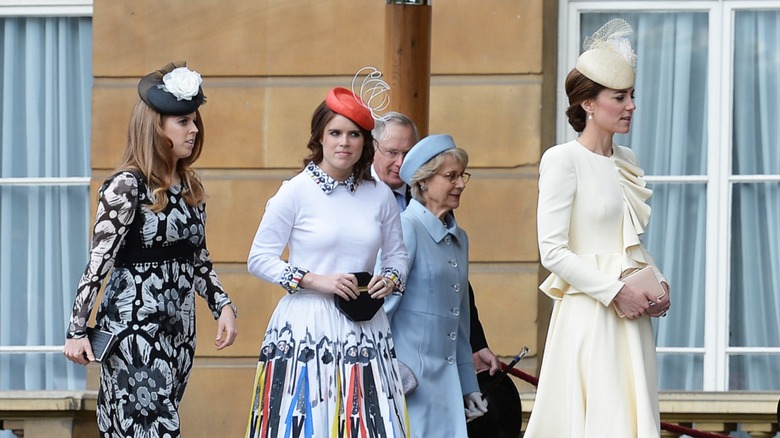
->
<box><xmin>0</xmin><ymin>17</ymin><xmax>92</xmax><ymax>391</ymax></box>
<box><xmin>730</xmin><ymin>10</ymin><xmax>780</xmax><ymax>391</ymax></box>
<box><xmin>582</xmin><ymin>12</ymin><xmax>709</xmax><ymax>390</ymax></box>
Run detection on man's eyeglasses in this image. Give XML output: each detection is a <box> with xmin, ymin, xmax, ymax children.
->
<box><xmin>376</xmin><ymin>144</ymin><xmax>408</xmax><ymax>161</ymax></box>
<box><xmin>436</xmin><ymin>171</ymin><xmax>471</xmax><ymax>184</ymax></box>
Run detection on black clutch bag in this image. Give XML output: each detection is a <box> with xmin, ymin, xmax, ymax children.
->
<box><xmin>335</xmin><ymin>272</ymin><xmax>384</xmax><ymax>322</ymax></box>
<box><xmin>86</xmin><ymin>326</ymin><xmax>118</xmax><ymax>362</ymax></box>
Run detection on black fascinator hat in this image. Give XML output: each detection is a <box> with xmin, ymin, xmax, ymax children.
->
<box><xmin>137</xmin><ymin>61</ymin><xmax>206</xmax><ymax>115</ymax></box>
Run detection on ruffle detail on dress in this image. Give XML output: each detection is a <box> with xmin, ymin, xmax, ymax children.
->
<box><xmin>539</xmin><ymin>272</ymin><xmax>569</xmax><ymax>300</ymax></box>
<box><xmin>614</xmin><ymin>151</ymin><xmax>651</xmax><ymax>234</ymax></box>
<box><xmin>614</xmin><ymin>150</ymin><xmax>653</xmax><ymax>275</ymax></box>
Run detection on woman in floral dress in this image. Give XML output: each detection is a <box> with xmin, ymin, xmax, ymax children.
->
<box><xmin>246</xmin><ymin>77</ymin><xmax>410</xmax><ymax>437</ymax></box>
<box><xmin>63</xmin><ymin>62</ymin><xmax>238</xmax><ymax>437</ymax></box>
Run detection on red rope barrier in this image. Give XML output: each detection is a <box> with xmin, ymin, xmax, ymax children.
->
<box><xmin>501</xmin><ymin>363</ymin><xmax>538</xmax><ymax>387</ymax></box>
<box><xmin>501</xmin><ymin>363</ymin><xmax>731</xmax><ymax>438</ymax></box>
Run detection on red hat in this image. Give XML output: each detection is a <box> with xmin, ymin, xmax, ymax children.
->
<box><xmin>325</xmin><ymin>87</ymin><xmax>374</xmax><ymax>131</ymax></box>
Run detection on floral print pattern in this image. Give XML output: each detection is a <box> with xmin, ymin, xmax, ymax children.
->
<box><xmin>68</xmin><ymin>171</ymin><xmax>233</xmax><ymax>437</ymax></box>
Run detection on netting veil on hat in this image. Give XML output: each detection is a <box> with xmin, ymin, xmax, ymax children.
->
<box><xmin>575</xmin><ymin>18</ymin><xmax>637</xmax><ymax>90</ymax></box>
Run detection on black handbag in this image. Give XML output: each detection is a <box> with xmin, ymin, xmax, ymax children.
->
<box><xmin>86</xmin><ymin>327</ymin><xmax>118</xmax><ymax>362</ymax></box>
<box><xmin>334</xmin><ymin>272</ymin><xmax>384</xmax><ymax>322</ymax></box>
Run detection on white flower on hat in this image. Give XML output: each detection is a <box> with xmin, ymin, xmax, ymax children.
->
<box><xmin>161</xmin><ymin>67</ymin><xmax>202</xmax><ymax>101</ymax></box>
<box><xmin>613</xmin><ymin>38</ymin><xmax>637</xmax><ymax>68</ymax></box>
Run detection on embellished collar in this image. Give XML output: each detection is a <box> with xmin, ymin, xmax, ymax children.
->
<box><xmin>305</xmin><ymin>162</ymin><xmax>358</xmax><ymax>195</ymax></box>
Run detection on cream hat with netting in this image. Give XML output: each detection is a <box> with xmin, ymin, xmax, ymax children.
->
<box><xmin>575</xmin><ymin>19</ymin><xmax>637</xmax><ymax>90</ymax></box>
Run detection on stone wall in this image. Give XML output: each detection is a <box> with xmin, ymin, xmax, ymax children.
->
<box><xmin>90</xmin><ymin>1</ymin><xmax>552</xmax><ymax>435</ymax></box>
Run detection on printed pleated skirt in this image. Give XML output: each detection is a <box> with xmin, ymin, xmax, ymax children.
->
<box><xmin>246</xmin><ymin>292</ymin><xmax>410</xmax><ymax>438</ymax></box>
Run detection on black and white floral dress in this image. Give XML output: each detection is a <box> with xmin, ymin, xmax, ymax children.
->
<box><xmin>67</xmin><ymin>170</ymin><xmax>234</xmax><ymax>437</ymax></box>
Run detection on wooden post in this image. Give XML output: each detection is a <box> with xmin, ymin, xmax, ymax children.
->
<box><xmin>384</xmin><ymin>0</ymin><xmax>432</xmax><ymax>137</ymax></box>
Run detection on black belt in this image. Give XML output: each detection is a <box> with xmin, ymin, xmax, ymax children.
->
<box><xmin>114</xmin><ymin>240</ymin><xmax>196</xmax><ymax>267</ymax></box>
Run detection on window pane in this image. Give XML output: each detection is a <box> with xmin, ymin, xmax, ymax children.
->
<box><xmin>733</xmin><ymin>11</ymin><xmax>780</xmax><ymax>176</ymax></box>
<box><xmin>0</xmin><ymin>185</ymin><xmax>90</xmax><ymax>390</ymax></box>
<box><xmin>0</xmin><ymin>17</ymin><xmax>91</xmax><ymax>178</ymax></box>
<box><xmin>730</xmin><ymin>183</ymin><xmax>780</xmax><ymax>348</ymax></box>
<box><xmin>582</xmin><ymin>12</ymin><xmax>709</xmax><ymax>177</ymax></box>
<box><xmin>646</xmin><ymin>183</ymin><xmax>707</xmax><ymax>350</ymax></box>
<box><xmin>729</xmin><ymin>355</ymin><xmax>780</xmax><ymax>390</ymax></box>
<box><xmin>0</xmin><ymin>352</ymin><xmax>85</xmax><ymax>390</ymax></box>
<box><xmin>730</xmin><ymin>8</ymin><xmax>780</xmax><ymax>393</ymax></box>
<box><xmin>0</xmin><ymin>185</ymin><xmax>91</xmax><ymax>323</ymax></box>
<box><xmin>658</xmin><ymin>353</ymin><xmax>703</xmax><ymax>390</ymax></box>
<box><xmin>0</xmin><ymin>16</ymin><xmax>92</xmax><ymax>392</ymax></box>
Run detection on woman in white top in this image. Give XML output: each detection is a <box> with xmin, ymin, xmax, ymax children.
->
<box><xmin>525</xmin><ymin>19</ymin><xmax>671</xmax><ymax>437</ymax></box>
<box><xmin>245</xmin><ymin>83</ymin><xmax>410</xmax><ymax>437</ymax></box>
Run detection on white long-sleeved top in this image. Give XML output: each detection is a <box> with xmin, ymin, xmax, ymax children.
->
<box><xmin>248</xmin><ymin>163</ymin><xmax>408</xmax><ymax>292</ymax></box>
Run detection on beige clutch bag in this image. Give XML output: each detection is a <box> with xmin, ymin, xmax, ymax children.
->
<box><xmin>615</xmin><ymin>266</ymin><xmax>665</xmax><ymax>318</ymax></box>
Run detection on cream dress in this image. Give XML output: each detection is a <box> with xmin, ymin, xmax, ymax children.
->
<box><xmin>525</xmin><ymin>140</ymin><xmax>664</xmax><ymax>437</ymax></box>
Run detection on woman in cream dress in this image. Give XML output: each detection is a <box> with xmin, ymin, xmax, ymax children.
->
<box><xmin>525</xmin><ymin>19</ymin><xmax>671</xmax><ymax>437</ymax></box>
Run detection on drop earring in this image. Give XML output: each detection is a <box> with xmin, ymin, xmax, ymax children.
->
<box><xmin>587</xmin><ymin>113</ymin><xmax>593</xmax><ymax>120</ymax></box>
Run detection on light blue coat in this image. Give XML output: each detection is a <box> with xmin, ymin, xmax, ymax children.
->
<box><xmin>384</xmin><ymin>199</ymin><xmax>478</xmax><ymax>438</ymax></box>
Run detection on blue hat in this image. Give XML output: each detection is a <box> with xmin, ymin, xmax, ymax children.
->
<box><xmin>399</xmin><ymin>134</ymin><xmax>456</xmax><ymax>185</ymax></box>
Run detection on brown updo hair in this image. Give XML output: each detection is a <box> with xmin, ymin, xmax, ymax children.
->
<box><xmin>564</xmin><ymin>68</ymin><xmax>606</xmax><ymax>133</ymax></box>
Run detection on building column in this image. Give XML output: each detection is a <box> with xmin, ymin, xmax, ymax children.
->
<box><xmin>384</xmin><ymin>0</ymin><xmax>432</xmax><ymax>137</ymax></box>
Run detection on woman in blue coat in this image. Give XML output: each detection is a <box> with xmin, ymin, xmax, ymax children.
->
<box><xmin>384</xmin><ymin>134</ymin><xmax>487</xmax><ymax>437</ymax></box>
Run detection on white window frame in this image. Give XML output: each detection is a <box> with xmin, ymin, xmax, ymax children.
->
<box><xmin>559</xmin><ymin>0</ymin><xmax>780</xmax><ymax>391</ymax></box>
<box><xmin>0</xmin><ymin>0</ymin><xmax>91</xmax><ymax>17</ymax></box>
<box><xmin>0</xmin><ymin>0</ymin><xmax>93</xmax><ymax>355</ymax></box>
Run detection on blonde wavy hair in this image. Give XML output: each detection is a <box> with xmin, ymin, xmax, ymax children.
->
<box><xmin>116</xmin><ymin>100</ymin><xmax>206</xmax><ymax>212</ymax></box>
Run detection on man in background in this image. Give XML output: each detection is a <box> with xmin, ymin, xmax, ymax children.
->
<box><xmin>372</xmin><ymin>112</ymin><xmax>500</xmax><ymax>375</ymax></box>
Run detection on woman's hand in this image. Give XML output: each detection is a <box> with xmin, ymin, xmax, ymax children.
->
<box><xmin>367</xmin><ymin>275</ymin><xmax>394</xmax><ymax>299</ymax></box>
<box><xmin>612</xmin><ymin>283</ymin><xmax>657</xmax><ymax>319</ymax></box>
<box><xmin>215</xmin><ymin>304</ymin><xmax>238</xmax><ymax>350</ymax></box>
<box><xmin>646</xmin><ymin>282</ymin><xmax>671</xmax><ymax>318</ymax></box>
<box><xmin>63</xmin><ymin>337</ymin><xmax>94</xmax><ymax>365</ymax></box>
<box><xmin>300</xmin><ymin>273</ymin><xmax>359</xmax><ymax>300</ymax></box>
